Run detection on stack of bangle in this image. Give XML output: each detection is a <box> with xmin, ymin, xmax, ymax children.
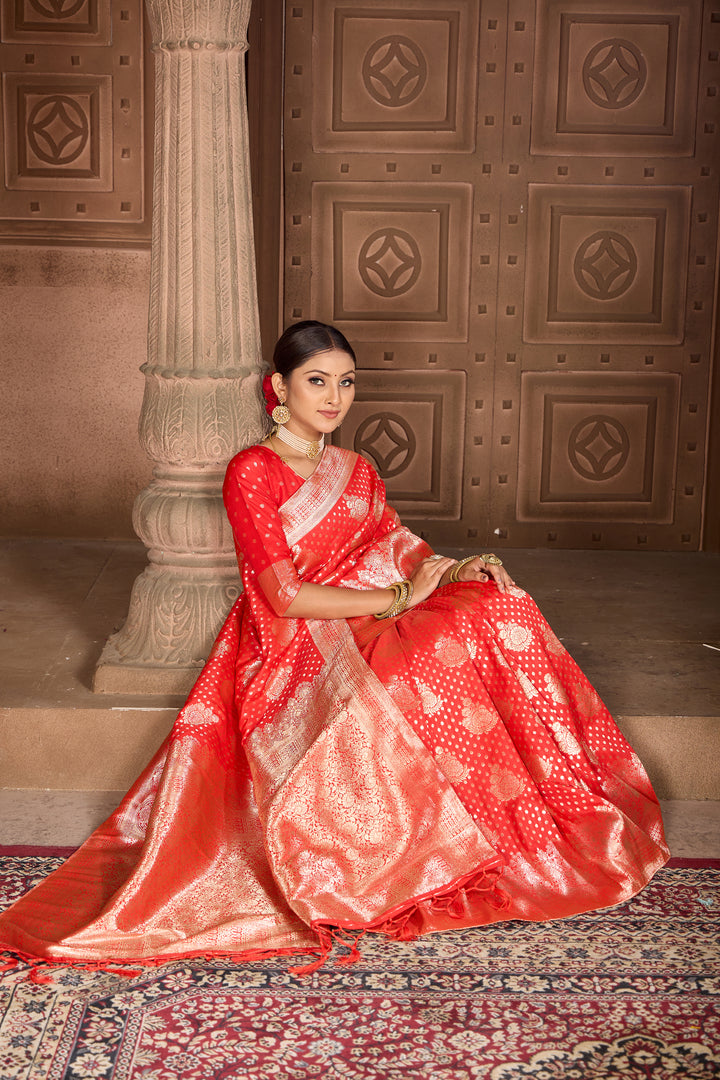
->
<box><xmin>375</xmin><ymin>579</ymin><xmax>413</xmax><ymax>620</ymax></box>
<box><xmin>448</xmin><ymin>552</ymin><xmax>503</xmax><ymax>583</ymax></box>
<box><xmin>449</xmin><ymin>556</ymin><xmax>478</xmax><ymax>583</ymax></box>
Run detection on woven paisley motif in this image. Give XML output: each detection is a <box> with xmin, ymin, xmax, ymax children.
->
<box><xmin>177</xmin><ymin>703</ymin><xmax>221</xmax><ymax>729</ymax></box>
<box><xmin>344</xmin><ymin>495</ymin><xmax>369</xmax><ymax>520</ymax></box>
<box><xmin>386</xmin><ymin>678</ymin><xmax>419</xmax><ymax>711</ymax></box>
<box><xmin>266</xmin><ymin>665</ymin><xmax>292</xmax><ymax>700</ymax></box>
<box><xmin>541</xmin><ymin>622</ymin><xmax>566</xmax><ymax>657</ymax></box>
<box><xmin>527</xmin><ymin>754</ymin><xmax>554</xmax><ymax>781</ymax></box>
<box><xmin>460</xmin><ymin>698</ymin><xmax>498</xmax><ymax>734</ymax></box>
<box><xmin>574</xmin><ymin>680</ymin><xmax>601</xmax><ymax>715</ymax></box>
<box><xmin>210</xmin><ymin>639</ymin><xmax>232</xmax><ymax>659</ymax></box>
<box><xmin>434</xmin><ymin>747</ymin><xmax>470</xmax><ymax>785</ymax></box>
<box><xmin>551</xmin><ymin>722</ymin><xmax>582</xmax><ymax>756</ymax></box>
<box><xmin>544</xmin><ymin>673</ymin><xmax>570</xmax><ymax>706</ymax></box>
<box><xmin>488</xmin><ymin>766</ymin><xmax>526</xmax><ymax>802</ymax></box>
<box><xmin>497</xmin><ymin>622</ymin><xmax>533</xmax><ymax>651</ymax></box>
<box><xmin>416</xmin><ymin>682</ymin><xmax>442</xmax><ymax>715</ymax></box>
<box><xmin>434</xmin><ymin>636</ymin><xmax>469</xmax><ymax>668</ymax></box>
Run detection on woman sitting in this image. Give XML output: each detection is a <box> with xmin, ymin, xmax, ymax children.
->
<box><xmin>0</xmin><ymin>320</ymin><xmax>668</xmax><ymax>974</ymax></box>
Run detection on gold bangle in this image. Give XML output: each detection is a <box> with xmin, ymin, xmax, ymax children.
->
<box><xmin>375</xmin><ymin>583</ymin><xmax>401</xmax><ymax>619</ymax></box>
<box><xmin>375</xmin><ymin>579</ymin><xmax>413</xmax><ymax>619</ymax></box>
<box><xmin>481</xmin><ymin>553</ymin><xmax>503</xmax><ymax>566</ymax></box>
<box><xmin>449</xmin><ymin>556</ymin><xmax>477</xmax><ymax>583</ymax></box>
<box><xmin>386</xmin><ymin>579</ymin><xmax>411</xmax><ymax>618</ymax></box>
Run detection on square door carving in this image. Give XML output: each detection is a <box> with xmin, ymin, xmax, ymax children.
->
<box><xmin>312</xmin><ymin>0</ymin><xmax>479</xmax><ymax>152</ymax></box>
<box><xmin>524</xmin><ymin>184</ymin><xmax>691</xmax><ymax>343</ymax></box>
<box><xmin>3</xmin><ymin>73</ymin><xmax>112</xmax><ymax>189</ymax></box>
<box><xmin>333</xmin><ymin>369</ymin><xmax>465</xmax><ymax>518</ymax></box>
<box><xmin>311</xmin><ymin>181</ymin><xmax>472</xmax><ymax>341</ymax></box>
<box><xmin>532</xmin><ymin>0</ymin><xmax>701</xmax><ymax>156</ymax></box>
<box><xmin>0</xmin><ymin>0</ymin><xmax>148</xmax><ymax>240</ymax></box>
<box><xmin>1</xmin><ymin>0</ymin><xmax>111</xmax><ymax>43</ymax></box>
<box><xmin>517</xmin><ymin>372</ymin><xmax>681</xmax><ymax>522</ymax></box>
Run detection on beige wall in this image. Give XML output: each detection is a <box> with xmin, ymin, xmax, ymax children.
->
<box><xmin>0</xmin><ymin>245</ymin><xmax>152</xmax><ymax>539</ymax></box>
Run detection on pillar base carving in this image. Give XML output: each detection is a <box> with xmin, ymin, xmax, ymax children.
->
<box><xmin>93</xmin><ymin>562</ymin><xmax>240</xmax><ymax>694</ymax></box>
<box><xmin>93</xmin><ymin>657</ymin><xmax>202</xmax><ymax>696</ymax></box>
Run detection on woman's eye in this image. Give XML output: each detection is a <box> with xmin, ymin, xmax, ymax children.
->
<box><xmin>341</xmin><ymin>379</ymin><xmax>355</xmax><ymax>387</ymax></box>
<box><xmin>309</xmin><ymin>377</ymin><xmax>324</xmax><ymax>385</ymax></box>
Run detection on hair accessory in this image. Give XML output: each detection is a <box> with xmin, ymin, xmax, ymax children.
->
<box><xmin>375</xmin><ymin>579</ymin><xmax>413</xmax><ymax>620</ymax></box>
<box><xmin>271</xmin><ymin>402</ymin><xmax>291</xmax><ymax>426</ymax></box>
<box><xmin>262</xmin><ymin>373</ymin><xmax>280</xmax><ymax>417</ymax></box>
<box><xmin>275</xmin><ymin>423</ymin><xmax>324</xmax><ymax>460</ymax></box>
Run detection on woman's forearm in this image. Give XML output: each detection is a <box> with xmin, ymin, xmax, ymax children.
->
<box><xmin>284</xmin><ymin>582</ymin><xmax>395</xmax><ymax>619</ymax></box>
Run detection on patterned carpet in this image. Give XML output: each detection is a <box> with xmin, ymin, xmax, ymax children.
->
<box><xmin>0</xmin><ymin>854</ymin><xmax>718</xmax><ymax>1079</ymax></box>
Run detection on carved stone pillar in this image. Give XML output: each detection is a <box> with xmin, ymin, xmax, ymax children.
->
<box><xmin>94</xmin><ymin>0</ymin><xmax>264</xmax><ymax>694</ymax></box>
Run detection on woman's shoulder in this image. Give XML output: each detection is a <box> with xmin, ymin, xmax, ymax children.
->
<box><xmin>224</xmin><ymin>443</ymin><xmax>275</xmax><ymax>483</ymax></box>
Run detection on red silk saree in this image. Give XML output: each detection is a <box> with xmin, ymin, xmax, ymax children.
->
<box><xmin>0</xmin><ymin>445</ymin><xmax>668</xmax><ymax>972</ymax></box>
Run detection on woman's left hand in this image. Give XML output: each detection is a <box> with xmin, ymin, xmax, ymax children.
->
<box><xmin>455</xmin><ymin>556</ymin><xmax>514</xmax><ymax>593</ymax></box>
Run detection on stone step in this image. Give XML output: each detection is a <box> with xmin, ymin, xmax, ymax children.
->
<box><xmin>0</xmin><ymin>705</ymin><xmax>717</xmax><ymax>800</ymax></box>
<box><xmin>1</xmin><ymin>789</ymin><xmax>718</xmax><ymax>857</ymax></box>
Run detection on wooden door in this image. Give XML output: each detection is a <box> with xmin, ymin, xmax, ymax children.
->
<box><xmin>281</xmin><ymin>0</ymin><xmax>719</xmax><ymax>550</ymax></box>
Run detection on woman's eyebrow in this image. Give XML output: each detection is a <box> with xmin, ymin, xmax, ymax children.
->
<box><xmin>305</xmin><ymin>368</ymin><xmax>355</xmax><ymax>377</ymax></box>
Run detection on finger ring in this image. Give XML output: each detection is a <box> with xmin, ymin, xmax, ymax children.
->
<box><xmin>429</xmin><ymin>554</ymin><xmax>444</xmax><ymax>560</ymax></box>
<box><xmin>481</xmin><ymin>553</ymin><xmax>503</xmax><ymax>566</ymax></box>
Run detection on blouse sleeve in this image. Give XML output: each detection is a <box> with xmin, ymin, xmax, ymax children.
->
<box><xmin>222</xmin><ymin>451</ymin><xmax>302</xmax><ymax>616</ymax></box>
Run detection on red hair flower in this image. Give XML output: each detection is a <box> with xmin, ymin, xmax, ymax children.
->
<box><xmin>262</xmin><ymin>373</ymin><xmax>279</xmax><ymax>417</ymax></box>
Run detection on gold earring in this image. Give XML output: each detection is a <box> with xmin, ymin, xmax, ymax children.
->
<box><xmin>272</xmin><ymin>401</ymin><xmax>290</xmax><ymax>425</ymax></box>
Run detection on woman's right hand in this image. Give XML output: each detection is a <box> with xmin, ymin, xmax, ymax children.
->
<box><xmin>406</xmin><ymin>556</ymin><xmax>457</xmax><ymax>608</ymax></box>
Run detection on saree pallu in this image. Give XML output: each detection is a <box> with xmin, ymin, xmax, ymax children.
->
<box><xmin>0</xmin><ymin>446</ymin><xmax>669</xmax><ymax>972</ymax></box>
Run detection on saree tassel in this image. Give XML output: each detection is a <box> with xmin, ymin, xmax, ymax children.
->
<box><xmin>331</xmin><ymin>927</ymin><xmax>367</xmax><ymax>966</ymax></box>
<box><xmin>0</xmin><ymin>953</ymin><xmax>19</xmax><ymax>975</ymax></box>
<box><xmin>378</xmin><ymin>904</ymin><xmax>423</xmax><ymax>942</ymax></box>
<box><xmin>290</xmin><ymin>925</ymin><xmax>368</xmax><ymax>974</ymax></box>
<box><xmin>459</xmin><ymin>865</ymin><xmax>510</xmax><ymax>913</ymax></box>
<box><xmin>27</xmin><ymin>966</ymin><xmax>54</xmax><ymax>985</ymax></box>
<box><xmin>428</xmin><ymin>892</ymin><xmax>466</xmax><ymax>919</ymax></box>
<box><xmin>2</xmin><ymin>945</ymin><xmax>318</xmax><ymax>983</ymax></box>
<box><xmin>20</xmin><ymin>959</ymin><xmax>143</xmax><ymax>983</ymax></box>
<box><xmin>1</xmin><ymin>947</ymin><xmax>148</xmax><ymax>981</ymax></box>
<box><xmin>289</xmin><ymin>928</ymin><xmax>333</xmax><ymax>976</ymax></box>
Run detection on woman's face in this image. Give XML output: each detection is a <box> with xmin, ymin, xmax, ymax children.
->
<box><xmin>273</xmin><ymin>348</ymin><xmax>356</xmax><ymax>440</ymax></box>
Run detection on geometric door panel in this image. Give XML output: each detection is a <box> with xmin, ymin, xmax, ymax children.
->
<box><xmin>310</xmin><ymin>182</ymin><xmax>473</xmax><ymax>341</ymax></box>
<box><xmin>3</xmin><ymin>73</ymin><xmax>113</xmax><ymax>190</ymax></box>
<box><xmin>311</xmin><ymin>0</ymin><xmax>480</xmax><ymax>153</ymax></box>
<box><xmin>284</xmin><ymin>0</ymin><xmax>719</xmax><ymax>550</ymax></box>
<box><xmin>334</xmin><ymin>369</ymin><xmax>466</xmax><ymax>519</ymax></box>
<box><xmin>0</xmin><ymin>0</ymin><xmax>149</xmax><ymax>241</ymax></box>
<box><xmin>1</xmin><ymin>2</ymin><xmax>112</xmax><ymax>42</ymax></box>
<box><xmin>516</xmin><ymin>372</ymin><xmax>681</xmax><ymax>521</ymax></box>
<box><xmin>532</xmin><ymin>0</ymin><xmax>701</xmax><ymax>157</ymax></box>
<box><xmin>524</xmin><ymin>185</ymin><xmax>692</xmax><ymax>343</ymax></box>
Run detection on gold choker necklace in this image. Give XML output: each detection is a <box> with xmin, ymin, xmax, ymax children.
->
<box><xmin>274</xmin><ymin>424</ymin><xmax>324</xmax><ymax>460</ymax></box>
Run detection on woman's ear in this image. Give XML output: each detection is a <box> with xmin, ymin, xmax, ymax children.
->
<box><xmin>271</xmin><ymin>372</ymin><xmax>285</xmax><ymax>402</ymax></box>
